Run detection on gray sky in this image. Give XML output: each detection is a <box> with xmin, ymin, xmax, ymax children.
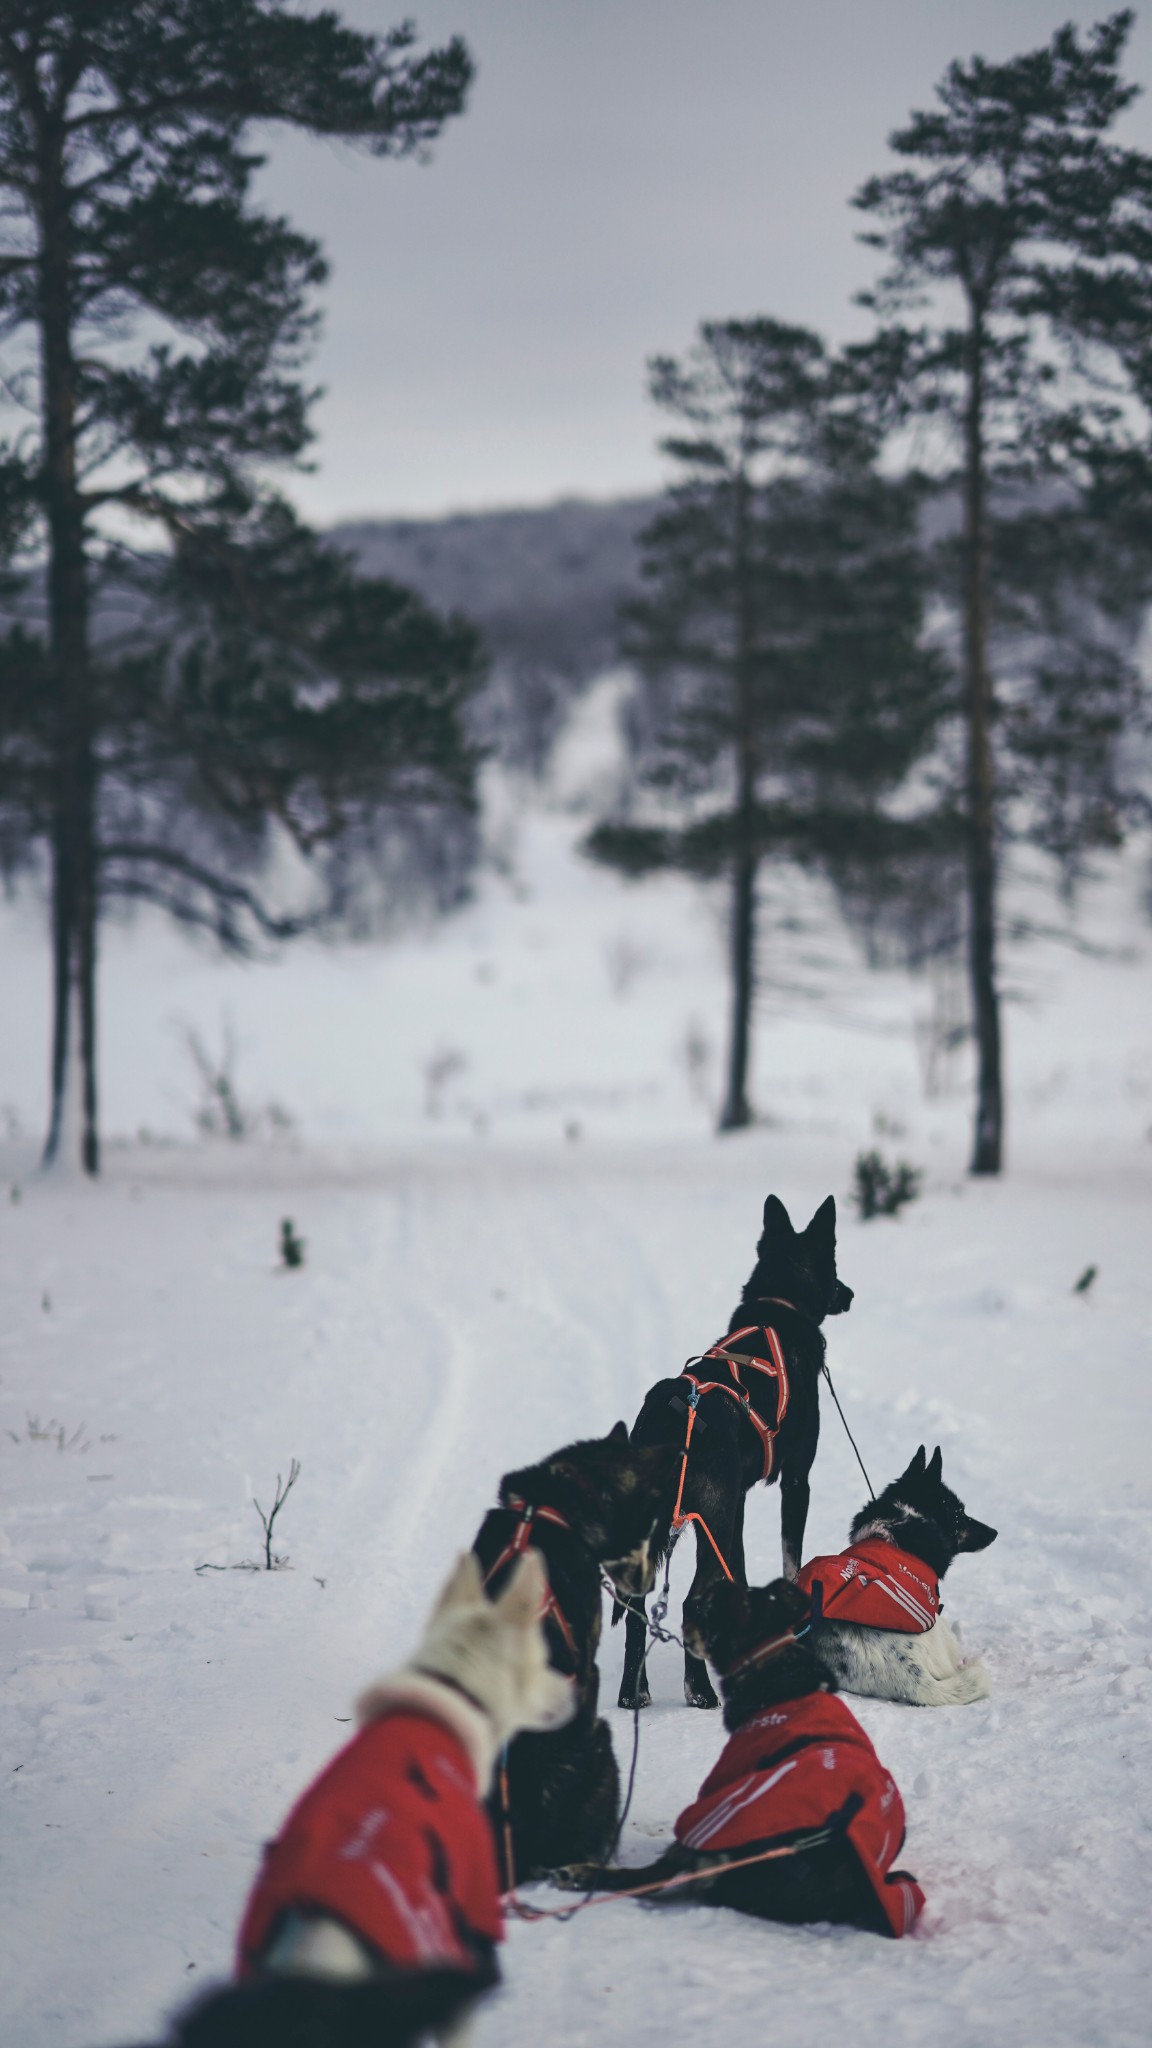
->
<box><xmin>259</xmin><ymin>1</ymin><xmax>1152</xmax><ymax>523</ymax></box>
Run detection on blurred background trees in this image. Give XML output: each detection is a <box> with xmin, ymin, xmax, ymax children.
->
<box><xmin>2</xmin><ymin>8</ymin><xmax>1151</xmax><ymax>1177</ymax></box>
<box><xmin>0</xmin><ymin>2</ymin><xmax>477</xmax><ymax>1174</ymax></box>
<box><xmin>586</xmin><ymin>319</ymin><xmax>943</xmax><ymax>1133</ymax></box>
<box><xmin>850</xmin><ymin>9</ymin><xmax>1152</xmax><ymax>1172</ymax></box>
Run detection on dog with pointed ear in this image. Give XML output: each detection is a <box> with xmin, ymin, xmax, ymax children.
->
<box><xmin>472</xmin><ymin>1423</ymin><xmax>679</xmax><ymax>1881</ymax></box>
<box><xmin>172</xmin><ymin>1550</ymin><xmax>574</xmax><ymax>2048</ymax></box>
<box><xmin>618</xmin><ymin>1190</ymin><xmax>855</xmax><ymax>1713</ymax></box>
<box><xmin>800</xmin><ymin>1444</ymin><xmax>998</xmax><ymax>1707</ymax></box>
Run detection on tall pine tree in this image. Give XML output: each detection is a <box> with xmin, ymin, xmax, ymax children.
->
<box><xmin>588</xmin><ymin>319</ymin><xmax>942</xmax><ymax>1131</ymax></box>
<box><xmin>852</xmin><ymin>10</ymin><xmax>1152</xmax><ymax>1173</ymax></box>
<box><xmin>0</xmin><ymin>3</ymin><xmax>476</xmax><ymax>1174</ymax></box>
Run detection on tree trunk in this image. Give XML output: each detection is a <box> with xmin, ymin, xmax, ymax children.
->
<box><xmin>719</xmin><ymin>457</ymin><xmax>758</xmax><ymax>1133</ymax></box>
<box><xmin>719</xmin><ymin>763</ymin><xmax>757</xmax><ymax>1132</ymax></box>
<box><xmin>962</xmin><ymin>303</ymin><xmax>1003</xmax><ymax>1175</ymax></box>
<box><xmin>36</xmin><ymin>123</ymin><xmax>99</xmax><ymax>1174</ymax></box>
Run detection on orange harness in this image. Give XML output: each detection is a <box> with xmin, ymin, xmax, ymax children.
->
<box><xmin>484</xmin><ymin>1496</ymin><xmax>585</xmax><ymax>1896</ymax></box>
<box><xmin>480</xmin><ymin>1497</ymin><xmax>580</xmax><ymax>1670</ymax></box>
<box><xmin>670</xmin><ymin>1324</ymin><xmax>791</xmax><ymax>1582</ymax></box>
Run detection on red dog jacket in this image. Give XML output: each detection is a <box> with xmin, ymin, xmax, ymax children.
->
<box><xmin>237</xmin><ymin>1711</ymin><xmax>502</xmax><ymax>1977</ymax></box>
<box><xmin>796</xmin><ymin>1538</ymin><xmax>940</xmax><ymax>1633</ymax></box>
<box><xmin>673</xmin><ymin>1692</ymin><xmax>924</xmax><ymax>1937</ymax></box>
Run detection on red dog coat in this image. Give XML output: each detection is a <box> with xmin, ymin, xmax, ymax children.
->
<box><xmin>796</xmin><ymin>1538</ymin><xmax>940</xmax><ymax>1633</ymax></box>
<box><xmin>673</xmin><ymin>1692</ymin><xmax>924</xmax><ymax>1937</ymax></box>
<box><xmin>237</xmin><ymin>1711</ymin><xmax>502</xmax><ymax>1978</ymax></box>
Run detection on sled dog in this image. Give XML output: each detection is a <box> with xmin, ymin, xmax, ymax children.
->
<box><xmin>801</xmin><ymin>1444</ymin><xmax>997</xmax><ymax>1706</ymax></box>
<box><xmin>619</xmin><ymin>1194</ymin><xmax>853</xmax><ymax>1710</ymax></box>
<box><xmin>473</xmin><ymin>1423</ymin><xmax>677</xmax><ymax>1879</ymax></box>
<box><xmin>173</xmin><ymin>1550</ymin><xmax>572</xmax><ymax>2048</ymax></box>
<box><xmin>558</xmin><ymin>1576</ymin><xmax>923</xmax><ymax>1936</ymax></box>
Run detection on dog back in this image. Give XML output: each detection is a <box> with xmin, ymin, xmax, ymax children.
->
<box><xmin>673</xmin><ymin>1692</ymin><xmax>924</xmax><ymax>1937</ymax></box>
<box><xmin>237</xmin><ymin>1712</ymin><xmax>502</xmax><ymax>1978</ymax></box>
<box><xmin>796</xmin><ymin>1539</ymin><xmax>940</xmax><ymax>1633</ymax></box>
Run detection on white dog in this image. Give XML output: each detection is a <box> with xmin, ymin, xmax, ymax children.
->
<box><xmin>177</xmin><ymin>1550</ymin><xmax>572</xmax><ymax>2048</ymax></box>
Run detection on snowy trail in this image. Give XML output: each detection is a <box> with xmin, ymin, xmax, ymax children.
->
<box><xmin>1</xmin><ymin>1130</ymin><xmax>1150</xmax><ymax>2048</ymax></box>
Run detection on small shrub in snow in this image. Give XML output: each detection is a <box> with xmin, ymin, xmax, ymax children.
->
<box><xmin>853</xmin><ymin>1150</ymin><xmax>922</xmax><ymax>1221</ymax></box>
<box><xmin>6</xmin><ymin>1413</ymin><xmax>102</xmax><ymax>1452</ymax></box>
<box><xmin>253</xmin><ymin>1459</ymin><xmax>302</xmax><ymax>1570</ymax></box>
<box><xmin>279</xmin><ymin>1218</ymin><xmax>306</xmax><ymax>1270</ymax></box>
<box><xmin>180</xmin><ymin>1018</ymin><xmax>296</xmax><ymax>1144</ymax></box>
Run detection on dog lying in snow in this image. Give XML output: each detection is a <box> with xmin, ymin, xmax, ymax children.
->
<box><xmin>172</xmin><ymin>1550</ymin><xmax>572</xmax><ymax>2048</ymax></box>
<box><xmin>620</xmin><ymin>1193</ymin><xmax>853</xmax><ymax>1711</ymax></box>
<box><xmin>800</xmin><ymin>1444</ymin><xmax>997</xmax><ymax>1707</ymax></box>
<box><xmin>473</xmin><ymin>1423</ymin><xmax>677</xmax><ymax>1880</ymax></box>
<box><xmin>557</xmin><ymin>1577</ymin><xmax>923</xmax><ymax>1936</ymax></box>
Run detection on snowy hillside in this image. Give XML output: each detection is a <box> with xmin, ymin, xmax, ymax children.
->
<box><xmin>2</xmin><ymin>686</ymin><xmax>1151</xmax><ymax>2048</ymax></box>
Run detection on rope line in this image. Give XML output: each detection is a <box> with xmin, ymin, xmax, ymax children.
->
<box><xmin>821</xmin><ymin>1362</ymin><xmax>875</xmax><ymax>1502</ymax></box>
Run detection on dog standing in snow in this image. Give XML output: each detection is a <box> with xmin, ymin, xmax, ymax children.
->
<box><xmin>619</xmin><ymin>1193</ymin><xmax>854</xmax><ymax>1710</ymax></box>
<box><xmin>558</xmin><ymin>1576</ymin><xmax>924</xmax><ymax>1936</ymax></box>
<box><xmin>172</xmin><ymin>1549</ymin><xmax>572</xmax><ymax>2048</ymax></box>
<box><xmin>800</xmin><ymin>1444</ymin><xmax>997</xmax><ymax>1706</ymax></box>
<box><xmin>473</xmin><ymin>1424</ymin><xmax>677</xmax><ymax>1879</ymax></box>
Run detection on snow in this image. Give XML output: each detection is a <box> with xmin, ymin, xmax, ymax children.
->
<box><xmin>2</xmin><ymin>692</ymin><xmax>1151</xmax><ymax>2047</ymax></box>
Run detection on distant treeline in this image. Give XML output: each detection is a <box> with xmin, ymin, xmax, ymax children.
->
<box><xmin>333</xmin><ymin>498</ymin><xmax>655</xmax><ymax>771</ymax></box>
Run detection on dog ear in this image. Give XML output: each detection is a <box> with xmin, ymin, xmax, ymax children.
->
<box><xmin>807</xmin><ymin>1194</ymin><xmax>837</xmax><ymax>1243</ymax></box>
<box><xmin>608</xmin><ymin>1419</ymin><xmax>628</xmax><ymax>1445</ymax></box>
<box><xmin>904</xmin><ymin>1445</ymin><xmax>927</xmax><ymax>1479</ymax></box>
<box><xmin>432</xmin><ymin>1551</ymin><xmax>485</xmax><ymax>1616</ymax></box>
<box><xmin>927</xmin><ymin>1446</ymin><xmax>943</xmax><ymax>1484</ymax></box>
<box><xmin>762</xmin><ymin>1193</ymin><xmax>794</xmax><ymax>1238</ymax></box>
<box><xmin>495</xmin><ymin>1547</ymin><xmax>548</xmax><ymax>1625</ymax></box>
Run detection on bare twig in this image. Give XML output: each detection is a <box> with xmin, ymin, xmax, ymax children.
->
<box><xmin>253</xmin><ymin>1459</ymin><xmax>301</xmax><ymax>1570</ymax></box>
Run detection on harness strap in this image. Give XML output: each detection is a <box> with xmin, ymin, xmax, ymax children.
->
<box><xmin>717</xmin><ymin>1623</ymin><xmax>808</xmax><ymax>1680</ymax></box>
<box><xmin>504</xmin><ymin>1821</ymin><xmax>839</xmax><ymax>1920</ymax></box>
<box><xmin>681</xmin><ymin>1324</ymin><xmax>790</xmax><ymax>1484</ymax></box>
<box><xmin>670</xmin><ymin>1385</ymin><xmax>735</xmax><ymax>1582</ymax></box>
<box><xmin>481</xmin><ymin>1500</ymin><xmax>580</xmax><ymax>1669</ymax></box>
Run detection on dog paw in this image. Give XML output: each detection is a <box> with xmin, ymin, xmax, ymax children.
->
<box><xmin>684</xmin><ymin>1682</ymin><xmax>719</xmax><ymax>1710</ymax></box>
<box><xmin>618</xmin><ymin>1686</ymin><xmax>651</xmax><ymax>1710</ymax></box>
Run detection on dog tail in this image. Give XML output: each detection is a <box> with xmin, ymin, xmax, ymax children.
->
<box><xmin>924</xmin><ymin>1657</ymin><xmax>992</xmax><ymax>1706</ymax></box>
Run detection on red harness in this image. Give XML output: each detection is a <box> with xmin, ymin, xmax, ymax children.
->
<box><xmin>236</xmin><ymin>1713</ymin><xmax>502</xmax><ymax>1978</ymax></box>
<box><xmin>687</xmin><ymin>1324</ymin><xmax>791</xmax><ymax>1483</ymax></box>
<box><xmin>796</xmin><ymin>1539</ymin><xmax>940</xmax><ymax>1634</ymax></box>
<box><xmin>669</xmin><ymin>1325</ymin><xmax>791</xmax><ymax>1580</ymax></box>
<box><xmin>673</xmin><ymin>1692</ymin><xmax>924</xmax><ymax>1938</ymax></box>
<box><xmin>480</xmin><ymin>1498</ymin><xmax>579</xmax><ymax>1670</ymax></box>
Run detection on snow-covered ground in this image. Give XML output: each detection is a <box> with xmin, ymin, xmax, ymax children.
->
<box><xmin>2</xmin><ymin>694</ymin><xmax>1151</xmax><ymax>2047</ymax></box>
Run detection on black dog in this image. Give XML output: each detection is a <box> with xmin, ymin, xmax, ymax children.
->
<box><xmin>474</xmin><ymin>1423</ymin><xmax>677</xmax><ymax>1880</ymax></box>
<box><xmin>557</xmin><ymin>1577</ymin><xmax>923</xmax><ymax>1936</ymax></box>
<box><xmin>801</xmin><ymin>1444</ymin><xmax>998</xmax><ymax>1706</ymax></box>
<box><xmin>619</xmin><ymin>1194</ymin><xmax>853</xmax><ymax>1711</ymax></box>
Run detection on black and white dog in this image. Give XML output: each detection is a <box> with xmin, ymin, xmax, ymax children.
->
<box><xmin>619</xmin><ymin>1194</ymin><xmax>853</xmax><ymax>1711</ymax></box>
<box><xmin>473</xmin><ymin>1423</ymin><xmax>677</xmax><ymax>1878</ymax></box>
<box><xmin>801</xmin><ymin>1445</ymin><xmax>998</xmax><ymax>1706</ymax></box>
<box><xmin>557</xmin><ymin>1576</ymin><xmax>924</xmax><ymax>1937</ymax></box>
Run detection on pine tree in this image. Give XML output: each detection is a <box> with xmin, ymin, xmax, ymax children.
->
<box><xmin>0</xmin><ymin>3</ymin><xmax>475</xmax><ymax>1174</ymax></box>
<box><xmin>587</xmin><ymin>319</ymin><xmax>942</xmax><ymax>1132</ymax></box>
<box><xmin>852</xmin><ymin>11</ymin><xmax>1152</xmax><ymax>1173</ymax></box>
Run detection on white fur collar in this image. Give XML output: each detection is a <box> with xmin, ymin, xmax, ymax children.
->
<box><xmin>852</xmin><ymin>1504</ymin><xmax>930</xmax><ymax>1548</ymax></box>
<box><xmin>354</xmin><ymin>1670</ymin><xmax>496</xmax><ymax>1793</ymax></box>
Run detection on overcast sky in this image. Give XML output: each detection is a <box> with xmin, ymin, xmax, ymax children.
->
<box><xmin>258</xmin><ymin>1</ymin><xmax>1152</xmax><ymax>524</ymax></box>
